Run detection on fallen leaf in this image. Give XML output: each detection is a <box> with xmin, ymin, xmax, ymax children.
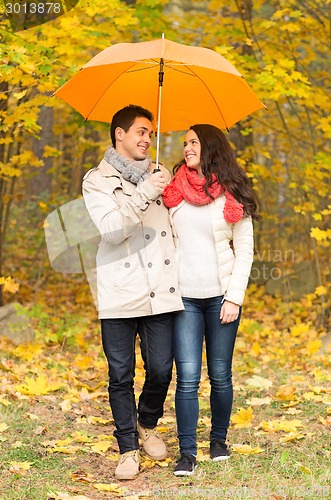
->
<box><xmin>16</xmin><ymin>375</ymin><xmax>62</xmax><ymax>396</ymax></box>
<box><xmin>94</xmin><ymin>483</ymin><xmax>128</xmax><ymax>494</ymax></box>
<box><xmin>232</xmin><ymin>444</ymin><xmax>264</xmax><ymax>455</ymax></box>
<box><xmin>196</xmin><ymin>449</ymin><xmax>209</xmax><ymax>461</ymax></box>
<box><xmin>297</xmin><ymin>463</ymin><xmax>312</xmax><ymax>475</ymax></box>
<box><xmin>276</xmin><ymin>385</ymin><xmax>297</xmax><ymax>401</ymax></box>
<box><xmin>279</xmin><ymin>432</ymin><xmax>305</xmax><ymax>442</ymax></box>
<box><xmin>9</xmin><ymin>461</ymin><xmax>33</xmax><ymax>473</ymax></box>
<box><xmin>0</xmin><ymin>397</ymin><xmax>11</xmax><ymax>406</ymax></box>
<box><xmin>246</xmin><ymin>375</ymin><xmax>273</xmax><ymax>391</ymax></box>
<box><xmin>70</xmin><ymin>470</ymin><xmax>94</xmax><ymax>483</ymax></box>
<box><xmin>90</xmin><ymin>441</ymin><xmax>111</xmax><ymax>454</ymax></box>
<box><xmin>0</xmin><ymin>423</ymin><xmax>9</xmax><ymax>432</ymax></box>
<box><xmin>245</xmin><ymin>396</ymin><xmax>272</xmax><ymax>406</ymax></box>
<box><xmin>261</xmin><ymin>419</ymin><xmax>303</xmax><ymax>433</ymax></box>
<box><xmin>231</xmin><ymin>407</ymin><xmax>254</xmax><ymax>428</ymax></box>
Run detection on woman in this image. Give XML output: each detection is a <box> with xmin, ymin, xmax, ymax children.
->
<box><xmin>162</xmin><ymin>124</ymin><xmax>260</xmax><ymax>476</ymax></box>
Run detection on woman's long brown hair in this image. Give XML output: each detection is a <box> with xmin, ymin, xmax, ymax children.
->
<box><xmin>174</xmin><ymin>124</ymin><xmax>261</xmax><ymax>221</ymax></box>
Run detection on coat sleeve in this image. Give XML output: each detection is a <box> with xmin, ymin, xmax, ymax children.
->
<box><xmin>224</xmin><ymin>216</ymin><xmax>254</xmax><ymax>306</ymax></box>
<box><xmin>82</xmin><ymin>171</ymin><xmax>161</xmax><ymax>245</ymax></box>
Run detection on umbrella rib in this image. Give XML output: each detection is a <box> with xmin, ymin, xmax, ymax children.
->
<box><xmin>182</xmin><ymin>65</ymin><xmax>230</xmax><ymax>130</ymax></box>
<box><xmin>83</xmin><ymin>63</ymin><xmax>157</xmax><ymax>120</ymax></box>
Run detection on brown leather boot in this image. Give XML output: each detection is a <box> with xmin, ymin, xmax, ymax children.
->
<box><xmin>137</xmin><ymin>422</ymin><xmax>167</xmax><ymax>460</ymax></box>
<box><xmin>115</xmin><ymin>450</ymin><xmax>140</xmax><ymax>480</ymax></box>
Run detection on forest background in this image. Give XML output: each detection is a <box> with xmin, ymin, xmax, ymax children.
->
<box><xmin>0</xmin><ymin>1</ymin><xmax>330</xmax><ymax>499</ymax></box>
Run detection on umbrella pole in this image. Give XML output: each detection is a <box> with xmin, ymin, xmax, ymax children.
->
<box><xmin>153</xmin><ymin>57</ymin><xmax>164</xmax><ymax>173</ymax></box>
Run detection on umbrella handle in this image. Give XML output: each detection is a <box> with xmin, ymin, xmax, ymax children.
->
<box><xmin>152</xmin><ymin>167</ymin><xmax>161</xmax><ymax>173</ymax></box>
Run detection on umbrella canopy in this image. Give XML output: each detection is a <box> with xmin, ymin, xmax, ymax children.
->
<box><xmin>54</xmin><ymin>37</ymin><xmax>265</xmax><ymax>133</ymax></box>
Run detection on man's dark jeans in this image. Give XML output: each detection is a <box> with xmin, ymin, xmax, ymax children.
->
<box><xmin>101</xmin><ymin>313</ymin><xmax>173</xmax><ymax>453</ymax></box>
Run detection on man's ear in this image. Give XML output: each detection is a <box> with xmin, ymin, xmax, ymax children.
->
<box><xmin>115</xmin><ymin>127</ymin><xmax>124</xmax><ymax>143</ymax></box>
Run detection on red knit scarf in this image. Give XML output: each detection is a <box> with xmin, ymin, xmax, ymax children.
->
<box><xmin>162</xmin><ymin>164</ymin><xmax>244</xmax><ymax>223</ymax></box>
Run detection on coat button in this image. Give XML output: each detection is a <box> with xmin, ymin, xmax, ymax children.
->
<box><xmin>145</xmin><ymin>234</ymin><xmax>150</xmax><ymax>240</ymax></box>
<box><xmin>165</xmin><ymin>259</ymin><xmax>170</xmax><ymax>265</ymax></box>
<box><xmin>148</xmin><ymin>262</ymin><xmax>152</xmax><ymax>268</ymax></box>
<box><xmin>150</xmin><ymin>292</ymin><xmax>155</xmax><ymax>298</ymax></box>
<box><xmin>156</xmin><ymin>199</ymin><xmax>161</xmax><ymax>205</ymax></box>
<box><xmin>169</xmin><ymin>287</ymin><xmax>175</xmax><ymax>293</ymax></box>
<box><xmin>124</xmin><ymin>262</ymin><xmax>130</xmax><ymax>268</ymax></box>
<box><xmin>161</xmin><ymin>231</ymin><xmax>167</xmax><ymax>237</ymax></box>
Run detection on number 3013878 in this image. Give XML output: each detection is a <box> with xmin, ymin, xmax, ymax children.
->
<box><xmin>5</xmin><ymin>3</ymin><xmax>62</xmax><ymax>14</ymax></box>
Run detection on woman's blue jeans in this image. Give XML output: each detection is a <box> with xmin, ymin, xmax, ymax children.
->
<box><xmin>101</xmin><ymin>313</ymin><xmax>173</xmax><ymax>454</ymax></box>
<box><xmin>173</xmin><ymin>296</ymin><xmax>241</xmax><ymax>456</ymax></box>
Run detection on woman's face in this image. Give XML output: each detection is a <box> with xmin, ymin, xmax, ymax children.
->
<box><xmin>183</xmin><ymin>129</ymin><xmax>203</xmax><ymax>176</ymax></box>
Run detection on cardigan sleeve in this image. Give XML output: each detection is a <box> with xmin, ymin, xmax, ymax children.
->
<box><xmin>223</xmin><ymin>215</ymin><xmax>254</xmax><ymax>306</ymax></box>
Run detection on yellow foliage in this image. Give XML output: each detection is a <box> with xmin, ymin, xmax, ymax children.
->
<box><xmin>310</xmin><ymin>227</ymin><xmax>331</xmax><ymax>241</ymax></box>
<box><xmin>231</xmin><ymin>407</ymin><xmax>254</xmax><ymax>428</ymax></box>
<box><xmin>0</xmin><ymin>276</ymin><xmax>20</xmax><ymax>293</ymax></box>
<box><xmin>246</xmin><ymin>375</ymin><xmax>273</xmax><ymax>391</ymax></box>
<box><xmin>261</xmin><ymin>419</ymin><xmax>303</xmax><ymax>433</ymax></box>
<box><xmin>306</xmin><ymin>339</ymin><xmax>322</xmax><ymax>355</ymax></box>
<box><xmin>0</xmin><ymin>423</ymin><xmax>9</xmax><ymax>433</ymax></box>
<box><xmin>16</xmin><ymin>374</ymin><xmax>63</xmax><ymax>396</ymax></box>
<box><xmin>276</xmin><ymin>385</ymin><xmax>297</xmax><ymax>401</ymax></box>
<box><xmin>90</xmin><ymin>441</ymin><xmax>112</xmax><ymax>454</ymax></box>
<box><xmin>94</xmin><ymin>482</ymin><xmax>128</xmax><ymax>494</ymax></box>
<box><xmin>9</xmin><ymin>461</ymin><xmax>34</xmax><ymax>473</ymax></box>
<box><xmin>232</xmin><ymin>444</ymin><xmax>264</xmax><ymax>455</ymax></box>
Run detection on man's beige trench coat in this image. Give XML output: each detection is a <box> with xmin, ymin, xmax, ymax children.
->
<box><xmin>82</xmin><ymin>159</ymin><xmax>184</xmax><ymax>319</ymax></box>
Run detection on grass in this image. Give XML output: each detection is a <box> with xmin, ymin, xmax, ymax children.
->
<box><xmin>0</xmin><ymin>303</ymin><xmax>330</xmax><ymax>499</ymax></box>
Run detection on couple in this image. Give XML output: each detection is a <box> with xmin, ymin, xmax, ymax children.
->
<box><xmin>82</xmin><ymin>105</ymin><xmax>259</xmax><ymax>480</ymax></box>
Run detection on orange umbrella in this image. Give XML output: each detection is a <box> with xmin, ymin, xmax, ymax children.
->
<box><xmin>54</xmin><ymin>36</ymin><xmax>265</xmax><ymax>166</ymax></box>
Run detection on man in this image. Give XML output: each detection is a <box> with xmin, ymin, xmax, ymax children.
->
<box><xmin>82</xmin><ymin>105</ymin><xmax>183</xmax><ymax>480</ymax></box>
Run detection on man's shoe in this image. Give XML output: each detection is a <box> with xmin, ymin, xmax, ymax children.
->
<box><xmin>173</xmin><ymin>453</ymin><xmax>197</xmax><ymax>476</ymax></box>
<box><xmin>115</xmin><ymin>450</ymin><xmax>140</xmax><ymax>480</ymax></box>
<box><xmin>210</xmin><ymin>440</ymin><xmax>230</xmax><ymax>461</ymax></box>
<box><xmin>137</xmin><ymin>422</ymin><xmax>167</xmax><ymax>460</ymax></box>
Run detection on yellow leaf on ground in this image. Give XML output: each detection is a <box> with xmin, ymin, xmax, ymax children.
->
<box><xmin>319</xmin><ymin>416</ymin><xmax>331</xmax><ymax>427</ymax></box>
<box><xmin>16</xmin><ymin>375</ymin><xmax>62</xmax><ymax>396</ymax></box>
<box><xmin>0</xmin><ymin>423</ymin><xmax>9</xmax><ymax>432</ymax></box>
<box><xmin>106</xmin><ymin>453</ymin><xmax>120</xmax><ymax>461</ymax></box>
<box><xmin>90</xmin><ymin>441</ymin><xmax>111</xmax><ymax>454</ymax></box>
<box><xmin>197</xmin><ymin>440</ymin><xmax>211</xmax><ymax>448</ymax></box>
<box><xmin>49</xmin><ymin>492</ymin><xmax>90</xmax><ymax>500</ymax></box>
<box><xmin>86</xmin><ymin>416</ymin><xmax>111</xmax><ymax>425</ymax></box>
<box><xmin>94</xmin><ymin>483</ymin><xmax>128</xmax><ymax>494</ymax></box>
<box><xmin>9</xmin><ymin>461</ymin><xmax>33</xmax><ymax>473</ymax></box>
<box><xmin>276</xmin><ymin>385</ymin><xmax>297</xmax><ymax>401</ymax></box>
<box><xmin>246</xmin><ymin>396</ymin><xmax>272</xmax><ymax>406</ymax></box>
<box><xmin>59</xmin><ymin>400</ymin><xmax>72</xmax><ymax>412</ymax></box>
<box><xmin>49</xmin><ymin>446</ymin><xmax>78</xmax><ymax>454</ymax></box>
<box><xmin>246</xmin><ymin>375</ymin><xmax>273</xmax><ymax>391</ymax></box>
<box><xmin>140</xmin><ymin>458</ymin><xmax>155</xmax><ymax>470</ymax></box>
<box><xmin>231</xmin><ymin>407</ymin><xmax>254</xmax><ymax>428</ymax></box>
<box><xmin>196</xmin><ymin>449</ymin><xmax>210</xmax><ymax>461</ymax></box>
<box><xmin>70</xmin><ymin>470</ymin><xmax>94</xmax><ymax>483</ymax></box>
<box><xmin>0</xmin><ymin>397</ymin><xmax>11</xmax><ymax>406</ymax></box>
<box><xmin>232</xmin><ymin>444</ymin><xmax>264</xmax><ymax>455</ymax></box>
<box><xmin>155</xmin><ymin>457</ymin><xmax>171</xmax><ymax>467</ymax></box>
<box><xmin>261</xmin><ymin>419</ymin><xmax>303</xmax><ymax>433</ymax></box>
<box><xmin>279</xmin><ymin>432</ymin><xmax>305</xmax><ymax>442</ymax></box>
<box><xmin>297</xmin><ymin>463</ymin><xmax>312</xmax><ymax>475</ymax></box>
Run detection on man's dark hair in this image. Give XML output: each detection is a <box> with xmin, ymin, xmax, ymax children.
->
<box><xmin>110</xmin><ymin>105</ymin><xmax>153</xmax><ymax>147</ymax></box>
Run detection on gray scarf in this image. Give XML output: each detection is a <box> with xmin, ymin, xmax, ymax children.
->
<box><xmin>104</xmin><ymin>146</ymin><xmax>151</xmax><ymax>184</ymax></box>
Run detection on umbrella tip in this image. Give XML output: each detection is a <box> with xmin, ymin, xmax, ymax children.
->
<box><xmin>162</xmin><ymin>32</ymin><xmax>165</xmax><ymax>39</ymax></box>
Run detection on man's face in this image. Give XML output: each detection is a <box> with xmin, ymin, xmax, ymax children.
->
<box><xmin>115</xmin><ymin>117</ymin><xmax>153</xmax><ymax>161</ymax></box>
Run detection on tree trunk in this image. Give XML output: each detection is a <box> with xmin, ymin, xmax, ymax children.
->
<box><xmin>30</xmin><ymin>98</ymin><xmax>54</xmax><ymax>197</ymax></box>
<box><xmin>0</xmin><ymin>81</ymin><xmax>8</xmax><ymax>305</ymax></box>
